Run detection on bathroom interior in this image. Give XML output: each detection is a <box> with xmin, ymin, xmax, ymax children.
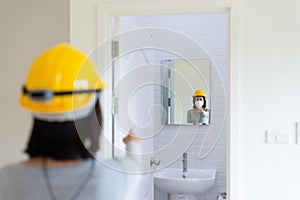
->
<box><xmin>101</xmin><ymin>12</ymin><xmax>228</xmax><ymax>200</ymax></box>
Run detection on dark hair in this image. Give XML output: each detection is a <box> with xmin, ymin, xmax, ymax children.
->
<box><xmin>25</xmin><ymin>101</ymin><xmax>102</xmax><ymax>160</ymax></box>
<box><xmin>193</xmin><ymin>96</ymin><xmax>206</xmax><ymax>109</ymax></box>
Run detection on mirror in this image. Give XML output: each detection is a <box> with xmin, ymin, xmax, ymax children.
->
<box><xmin>161</xmin><ymin>59</ymin><xmax>210</xmax><ymax>125</ymax></box>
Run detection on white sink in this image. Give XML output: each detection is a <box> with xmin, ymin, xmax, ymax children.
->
<box><xmin>154</xmin><ymin>168</ymin><xmax>216</xmax><ymax>194</ymax></box>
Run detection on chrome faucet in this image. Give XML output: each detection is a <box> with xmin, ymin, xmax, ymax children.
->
<box><xmin>182</xmin><ymin>153</ymin><xmax>187</xmax><ymax>173</ymax></box>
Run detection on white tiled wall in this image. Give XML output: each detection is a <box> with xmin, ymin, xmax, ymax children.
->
<box><xmin>119</xmin><ymin>13</ymin><xmax>227</xmax><ymax>200</ymax></box>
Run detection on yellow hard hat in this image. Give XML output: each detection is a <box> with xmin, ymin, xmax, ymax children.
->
<box><xmin>20</xmin><ymin>43</ymin><xmax>106</xmax><ymax>113</ymax></box>
<box><xmin>192</xmin><ymin>89</ymin><xmax>206</xmax><ymax>97</ymax></box>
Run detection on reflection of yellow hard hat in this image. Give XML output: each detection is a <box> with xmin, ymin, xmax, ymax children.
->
<box><xmin>192</xmin><ymin>89</ymin><xmax>206</xmax><ymax>97</ymax></box>
<box><xmin>20</xmin><ymin>43</ymin><xmax>106</xmax><ymax>113</ymax></box>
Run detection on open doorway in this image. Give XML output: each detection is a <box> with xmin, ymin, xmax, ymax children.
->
<box><xmin>105</xmin><ymin>13</ymin><xmax>228</xmax><ymax>200</ymax></box>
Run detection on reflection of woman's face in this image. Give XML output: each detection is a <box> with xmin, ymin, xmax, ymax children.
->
<box><xmin>194</xmin><ymin>96</ymin><xmax>205</xmax><ymax>108</ymax></box>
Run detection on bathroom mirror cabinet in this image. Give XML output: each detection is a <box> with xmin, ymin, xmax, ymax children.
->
<box><xmin>161</xmin><ymin>59</ymin><xmax>211</xmax><ymax>125</ymax></box>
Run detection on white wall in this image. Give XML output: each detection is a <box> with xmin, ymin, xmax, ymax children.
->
<box><xmin>239</xmin><ymin>0</ymin><xmax>300</xmax><ymax>199</ymax></box>
<box><xmin>70</xmin><ymin>0</ymin><xmax>98</xmax><ymax>53</ymax></box>
<box><xmin>0</xmin><ymin>0</ymin><xmax>69</xmax><ymax>167</ymax></box>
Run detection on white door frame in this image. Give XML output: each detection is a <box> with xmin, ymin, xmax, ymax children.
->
<box><xmin>96</xmin><ymin>0</ymin><xmax>240</xmax><ymax>199</ymax></box>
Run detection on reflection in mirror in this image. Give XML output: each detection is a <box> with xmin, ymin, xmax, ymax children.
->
<box><xmin>187</xmin><ymin>89</ymin><xmax>209</xmax><ymax>125</ymax></box>
<box><xmin>161</xmin><ymin>59</ymin><xmax>210</xmax><ymax>125</ymax></box>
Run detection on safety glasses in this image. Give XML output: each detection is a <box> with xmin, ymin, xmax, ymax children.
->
<box><xmin>22</xmin><ymin>86</ymin><xmax>101</xmax><ymax>102</ymax></box>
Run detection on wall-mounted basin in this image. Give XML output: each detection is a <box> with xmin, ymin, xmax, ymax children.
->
<box><xmin>154</xmin><ymin>168</ymin><xmax>216</xmax><ymax>194</ymax></box>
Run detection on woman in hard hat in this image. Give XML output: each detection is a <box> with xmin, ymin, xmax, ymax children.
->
<box><xmin>0</xmin><ymin>43</ymin><xmax>145</xmax><ymax>200</ymax></box>
<box><xmin>187</xmin><ymin>89</ymin><xmax>210</xmax><ymax>125</ymax></box>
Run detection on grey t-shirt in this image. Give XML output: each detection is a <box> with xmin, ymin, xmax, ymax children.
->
<box><xmin>0</xmin><ymin>158</ymin><xmax>145</xmax><ymax>200</ymax></box>
<box><xmin>187</xmin><ymin>109</ymin><xmax>209</xmax><ymax>125</ymax></box>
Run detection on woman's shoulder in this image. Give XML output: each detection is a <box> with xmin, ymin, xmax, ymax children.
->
<box><xmin>0</xmin><ymin>162</ymin><xmax>26</xmax><ymax>174</ymax></box>
<box><xmin>187</xmin><ymin>109</ymin><xmax>194</xmax><ymax>113</ymax></box>
<box><xmin>0</xmin><ymin>162</ymin><xmax>31</xmax><ymax>184</ymax></box>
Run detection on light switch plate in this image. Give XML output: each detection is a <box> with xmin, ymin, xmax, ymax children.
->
<box><xmin>266</xmin><ymin>131</ymin><xmax>289</xmax><ymax>144</ymax></box>
<box><xmin>296</xmin><ymin>122</ymin><xmax>300</xmax><ymax>144</ymax></box>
